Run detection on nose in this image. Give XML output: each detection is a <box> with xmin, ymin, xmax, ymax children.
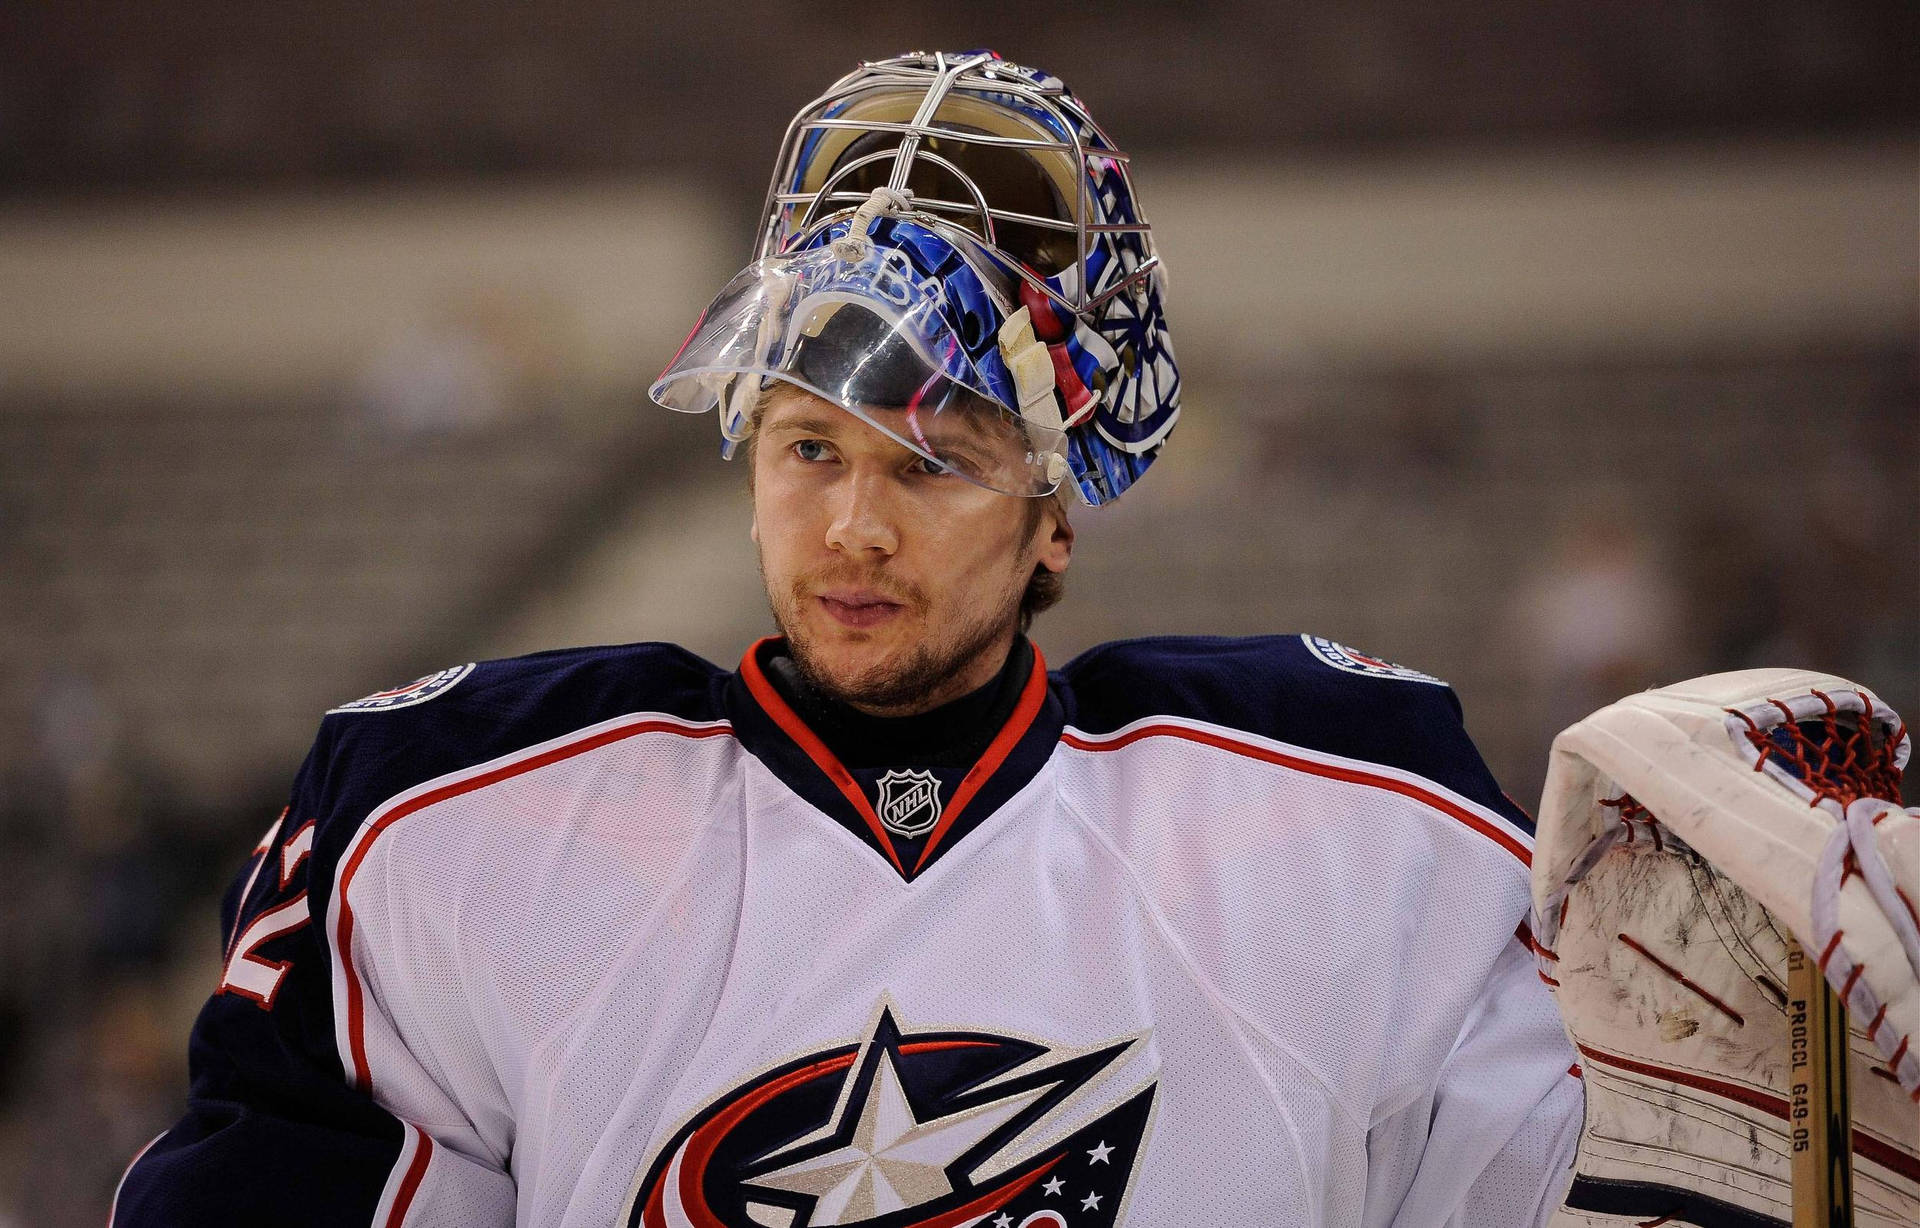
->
<box><xmin>824</xmin><ymin>465</ymin><xmax>901</xmax><ymax>557</ymax></box>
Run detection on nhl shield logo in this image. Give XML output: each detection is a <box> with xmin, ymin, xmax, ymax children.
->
<box><xmin>874</xmin><ymin>769</ymin><xmax>942</xmax><ymax>838</ymax></box>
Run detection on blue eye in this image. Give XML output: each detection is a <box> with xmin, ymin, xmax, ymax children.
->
<box><xmin>909</xmin><ymin>454</ymin><xmax>952</xmax><ymax>477</ymax></box>
<box><xmin>793</xmin><ymin>439</ymin><xmax>831</xmax><ymax>462</ymax></box>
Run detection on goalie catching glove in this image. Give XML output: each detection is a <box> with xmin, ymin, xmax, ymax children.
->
<box><xmin>1531</xmin><ymin>668</ymin><xmax>1920</xmax><ymax>1227</ymax></box>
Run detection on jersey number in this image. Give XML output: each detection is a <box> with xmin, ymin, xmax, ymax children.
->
<box><xmin>218</xmin><ymin>814</ymin><xmax>316</xmax><ymax>1010</ymax></box>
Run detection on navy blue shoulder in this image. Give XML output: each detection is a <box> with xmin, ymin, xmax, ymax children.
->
<box><xmin>1054</xmin><ymin>634</ymin><xmax>1532</xmax><ymax>834</ymax></box>
<box><xmin>137</xmin><ymin>642</ymin><xmax>732</xmax><ymax>1219</ymax></box>
<box><xmin>297</xmin><ymin>641</ymin><xmax>730</xmax><ymax>888</ymax></box>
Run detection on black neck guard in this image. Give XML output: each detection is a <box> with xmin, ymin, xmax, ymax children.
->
<box><xmin>764</xmin><ymin>637</ymin><xmax>1035</xmax><ymax>770</ymax></box>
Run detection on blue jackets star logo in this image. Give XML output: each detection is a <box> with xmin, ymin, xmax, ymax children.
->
<box><xmin>623</xmin><ymin>1005</ymin><xmax>1156</xmax><ymax>1227</ymax></box>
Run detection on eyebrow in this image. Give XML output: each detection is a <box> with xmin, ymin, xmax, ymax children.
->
<box><xmin>759</xmin><ymin>411</ymin><xmax>848</xmax><ymax>438</ymax></box>
<box><xmin>761</xmin><ymin>403</ymin><xmax>1024</xmax><ymax>458</ymax></box>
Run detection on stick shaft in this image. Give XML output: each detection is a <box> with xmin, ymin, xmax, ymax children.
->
<box><xmin>1789</xmin><ymin>943</ymin><xmax>1853</xmax><ymax>1227</ymax></box>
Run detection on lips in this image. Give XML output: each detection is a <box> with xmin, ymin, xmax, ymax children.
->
<box><xmin>817</xmin><ymin>590</ymin><xmax>906</xmax><ymax>628</ymax></box>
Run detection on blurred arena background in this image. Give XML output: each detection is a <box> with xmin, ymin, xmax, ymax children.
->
<box><xmin>0</xmin><ymin>2</ymin><xmax>1913</xmax><ymax>1220</ymax></box>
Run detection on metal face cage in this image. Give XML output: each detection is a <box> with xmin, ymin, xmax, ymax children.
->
<box><xmin>757</xmin><ymin>50</ymin><xmax>1161</xmax><ymax>326</ymax></box>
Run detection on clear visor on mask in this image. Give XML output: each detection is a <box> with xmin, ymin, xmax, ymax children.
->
<box><xmin>651</xmin><ymin>242</ymin><xmax>1068</xmax><ymax>498</ymax></box>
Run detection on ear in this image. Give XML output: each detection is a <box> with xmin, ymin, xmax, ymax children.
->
<box><xmin>1033</xmin><ymin>498</ymin><xmax>1074</xmax><ymax>575</ymax></box>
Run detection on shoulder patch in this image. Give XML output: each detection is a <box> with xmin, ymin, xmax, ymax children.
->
<box><xmin>327</xmin><ymin>663</ymin><xmax>475</xmax><ymax>714</ymax></box>
<box><xmin>1300</xmin><ymin>635</ymin><xmax>1446</xmax><ymax>687</ymax></box>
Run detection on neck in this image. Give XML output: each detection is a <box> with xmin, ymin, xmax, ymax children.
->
<box><xmin>765</xmin><ymin>636</ymin><xmax>1034</xmax><ymax>770</ymax></box>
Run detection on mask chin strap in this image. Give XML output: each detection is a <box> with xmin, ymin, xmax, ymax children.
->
<box><xmin>715</xmin><ymin>266</ymin><xmax>801</xmax><ymax>457</ymax></box>
<box><xmin>998</xmin><ymin>305</ymin><xmax>1083</xmax><ymax>503</ymax></box>
<box><xmin>716</xmin><ymin>378</ymin><xmax>755</xmax><ymax>459</ymax></box>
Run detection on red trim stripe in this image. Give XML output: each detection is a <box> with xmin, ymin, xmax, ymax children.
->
<box><xmin>387</xmin><ymin>1127</ymin><xmax>434</xmax><ymax>1227</ymax></box>
<box><xmin>335</xmin><ymin>715</ymin><xmax>733</xmax><ymax>1091</ymax></box>
<box><xmin>106</xmin><ymin>1131</ymin><xmax>168</xmax><ymax>1227</ymax></box>
<box><xmin>738</xmin><ymin>640</ymin><xmax>905</xmax><ymax>876</ymax></box>
<box><xmin>913</xmin><ymin>648</ymin><xmax>1049</xmax><ymax>873</ymax></box>
<box><xmin>1577</xmin><ymin>1042</ymin><xmax>1785</xmax><ymax>1119</ymax></box>
<box><xmin>1577</xmin><ymin>1042</ymin><xmax>1920</xmax><ymax>1183</ymax></box>
<box><xmin>1061</xmin><ymin>721</ymin><xmax>1531</xmax><ymax>867</ymax></box>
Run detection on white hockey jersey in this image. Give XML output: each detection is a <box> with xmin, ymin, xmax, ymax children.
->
<box><xmin>117</xmin><ymin>634</ymin><xmax>1581</xmax><ymax>1227</ymax></box>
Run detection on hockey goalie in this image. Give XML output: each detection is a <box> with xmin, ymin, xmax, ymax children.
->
<box><xmin>107</xmin><ymin>47</ymin><xmax>1915</xmax><ymax>1228</ymax></box>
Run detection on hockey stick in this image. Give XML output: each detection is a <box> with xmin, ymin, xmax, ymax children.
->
<box><xmin>1788</xmin><ymin>941</ymin><xmax>1853</xmax><ymax>1227</ymax></box>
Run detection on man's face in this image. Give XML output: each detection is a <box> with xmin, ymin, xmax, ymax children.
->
<box><xmin>750</xmin><ymin>385</ymin><xmax>1072</xmax><ymax>715</ymax></box>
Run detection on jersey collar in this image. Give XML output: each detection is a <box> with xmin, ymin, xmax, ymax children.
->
<box><xmin>725</xmin><ymin>637</ymin><xmax>1062</xmax><ymax>881</ymax></box>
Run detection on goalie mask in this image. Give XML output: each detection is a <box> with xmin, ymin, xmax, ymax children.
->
<box><xmin>651</xmin><ymin>49</ymin><xmax>1180</xmax><ymax>506</ymax></box>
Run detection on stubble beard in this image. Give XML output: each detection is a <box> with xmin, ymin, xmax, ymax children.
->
<box><xmin>767</xmin><ymin>571</ymin><xmax>1020</xmax><ymax>715</ymax></box>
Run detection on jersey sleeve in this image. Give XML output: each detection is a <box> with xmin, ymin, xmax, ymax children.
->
<box><xmin>1057</xmin><ymin>635</ymin><xmax>1573</xmax><ymax>1222</ymax></box>
<box><xmin>1369</xmin><ymin>932</ymin><xmax>1582</xmax><ymax>1228</ymax></box>
<box><xmin>113</xmin><ymin>723</ymin><xmax>517</xmax><ymax>1228</ymax></box>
